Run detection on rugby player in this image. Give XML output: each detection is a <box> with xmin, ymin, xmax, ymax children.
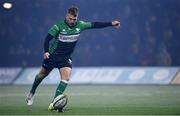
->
<box><xmin>26</xmin><ymin>6</ymin><xmax>120</xmax><ymax>111</ymax></box>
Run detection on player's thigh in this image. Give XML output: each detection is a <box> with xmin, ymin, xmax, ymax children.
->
<box><xmin>59</xmin><ymin>67</ymin><xmax>72</xmax><ymax>81</ymax></box>
<box><xmin>38</xmin><ymin>66</ymin><xmax>52</xmax><ymax>78</ymax></box>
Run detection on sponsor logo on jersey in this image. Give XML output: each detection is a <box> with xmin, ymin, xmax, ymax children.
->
<box><xmin>58</xmin><ymin>34</ymin><xmax>80</xmax><ymax>42</ymax></box>
<box><xmin>75</xmin><ymin>28</ymin><xmax>80</xmax><ymax>32</ymax></box>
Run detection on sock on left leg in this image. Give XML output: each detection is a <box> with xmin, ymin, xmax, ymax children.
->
<box><xmin>54</xmin><ymin>80</ymin><xmax>68</xmax><ymax>99</ymax></box>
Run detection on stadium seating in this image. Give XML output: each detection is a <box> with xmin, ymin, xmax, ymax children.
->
<box><xmin>0</xmin><ymin>0</ymin><xmax>180</xmax><ymax>67</ymax></box>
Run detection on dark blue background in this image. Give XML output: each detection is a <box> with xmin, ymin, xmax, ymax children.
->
<box><xmin>0</xmin><ymin>0</ymin><xmax>180</xmax><ymax>67</ymax></box>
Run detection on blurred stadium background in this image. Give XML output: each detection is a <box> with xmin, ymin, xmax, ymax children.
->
<box><xmin>0</xmin><ymin>0</ymin><xmax>180</xmax><ymax>115</ymax></box>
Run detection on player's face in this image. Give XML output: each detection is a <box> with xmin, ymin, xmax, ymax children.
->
<box><xmin>66</xmin><ymin>14</ymin><xmax>78</xmax><ymax>26</ymax></box>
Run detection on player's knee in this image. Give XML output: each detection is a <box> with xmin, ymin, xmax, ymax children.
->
<box><xmin>38</xmin><ymin>68</ymin><xmax>50</xmax><ymax>78</ymax></box>
<box><xmin>38</xmin><ymin>72</ymin><xmax>48</xmax><ymax>78</ymax></box>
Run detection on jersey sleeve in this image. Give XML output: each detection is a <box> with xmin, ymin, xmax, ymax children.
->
<box><xmin>91</xmin><ymin>22</ymin><xmax>112</xmax><ymax>28</ymax></box>
<box><xmin>79</xmin><ymin>21</ymin><xmax>93</xmax><ymax>30</ymax></box>
<box><xmin>44</xmin><ymin>34</ymin><xmax>53</xmax><ymax>52</ymax></box>
<box><xmin>48</xmin><ymin>23</ymin><xmax>60</xmax><ymax>37</ymax></box>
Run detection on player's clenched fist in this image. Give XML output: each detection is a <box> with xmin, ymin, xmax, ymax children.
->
<box><xmin>112</xmin><ymin>20</ymin><xmax>120</xmax><ymax>28</ymax></box>
<box><xmin>44</xmin><ymin>52</ymin><xmax>50</xmax><ymax>59</ymax></box>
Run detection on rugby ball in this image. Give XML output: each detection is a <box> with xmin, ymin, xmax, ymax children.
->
<box><xmin>53</xmin><ymin>94</ymin><xmax>68</xmax><ymax>110</ymax></box>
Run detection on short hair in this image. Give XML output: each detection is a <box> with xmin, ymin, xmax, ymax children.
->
<box><xmin>68</xmin><ymin>6</ymin><xmax>79</xmax><ymax>17</ymax></box>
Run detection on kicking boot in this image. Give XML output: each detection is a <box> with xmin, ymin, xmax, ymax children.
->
<box><xmin>26</xmin><ymin>92</ymin><xmax>34</xmax><ymax>106</ymax></box>
<box><xmin>48</xmin><ymin>103</ymin><xmax>54</xmax><ymax>111</ymax></box>
<box><xmin>56</xmin><ymin>108</ymin><xmax>64</xmax><ymax>113</ymax></box>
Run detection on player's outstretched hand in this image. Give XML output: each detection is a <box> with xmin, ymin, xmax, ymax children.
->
<box><xmin>44</xmin><ymin>52</ymin><xmax>50</xmax><ymax>59</ymax></box>
<box><xmin>112</xmin><ymin>20</ymin><xmax>120</xmax><ymax>28</ymax></box>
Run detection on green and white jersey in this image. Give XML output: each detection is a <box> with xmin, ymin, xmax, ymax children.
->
<box><xmin>48</xmin><ymin>20</ymin><xmax>92</xmax><ymax>57</ymax></box>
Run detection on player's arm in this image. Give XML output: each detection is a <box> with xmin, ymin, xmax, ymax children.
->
<box><xmin>92</xmin><ymin>21</ymin><xmax>120</xmax><ymax>29</ymax></box>
<box><xmin>43</xmin><ymin>34</ymin><xmax>53</xmax><ymax>59</ymax></box>
<box><xmin>81</xmin><ymin>20</ymin><xmax>120</xmax><ymax>30</ymax></box>
<box><xmin>43</xmin><ymin>23</ymin><xmax>60</xmax><ymax>59</ymax></box>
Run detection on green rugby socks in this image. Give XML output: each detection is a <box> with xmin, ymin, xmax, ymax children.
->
<box><xmin>30</xmin><ymin>75</ymin><xmax>43</xmax><ymax>94</ymax></box>
<box><xmin>54</xmin><ymin>80</ymin><xmax>68</xmax><ymax>98</ymax></box>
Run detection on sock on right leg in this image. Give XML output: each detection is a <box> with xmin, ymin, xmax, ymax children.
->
<box><xmin>30</xmin><ymin>75</ymin><xmax>43</xmax><ymax>94</ymax></box>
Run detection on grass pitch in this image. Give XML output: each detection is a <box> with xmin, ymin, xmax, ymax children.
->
<box><xmin>0</xmin><ymin>85</ymin><xmax>180</xmax><ymax>115</ymax></box>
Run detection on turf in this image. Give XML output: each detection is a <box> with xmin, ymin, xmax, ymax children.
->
<box><xmin>0</xmin><ymin>85</ymin><xmax>180</xmax><ymax>115</ymax></box>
